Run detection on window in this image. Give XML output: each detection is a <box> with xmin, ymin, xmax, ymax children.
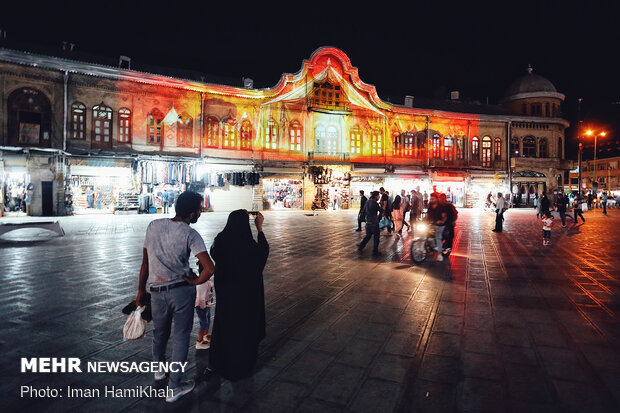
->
<box><xmin>511</xmin><ymin>137</ymin><xmax>519</xmax><ymax>156</ymax></box>
<box><xmin>118</xmin><ymin>108</ymin><xmax>131</xmax><ymax>143</ymax></box>
<box><xmin>481</xmin><ymin>137</ymin><xmax>492</xmax><ymax>167</ymax></box>
<box><xmin>240</xmin><ymin>120</ymin><xmax>253</xmax><ymax>150</ymax></box>
<box><xmin>471</xmin><ymin>136</ymin><xmax>479</xmax><ymax>158</ymax></box>
<box><xmin>432</xmin><ymin>133</ymin><xmax>441</xmax><ymax>158</ymax></box>
<box><xmin>539</xmin><ymin>138</ymin><xmax>547</xmax><ymax>158</ymax></box>
<box><xmin>205</xmin><ymin>117</ymin><xmax>219</xmax><ymax>147</ymax></box>
<box><xmin>392</xmin><ymin>132</ymin><xmax>401</xmax><ymax>156</ymax></box>
<box><xmin>147</xmin><ymin>108</ymin><xmax>164</xmax><ymax>144</ymax></box>
<box><xmin>444</xmin><ymin>135</ymin><xmax>453</xmax><ymax>161</ymax></box>
<box><xmin>289</xmin><ymin>121</ymin><xmax>302</xmax><ymax>151</ymax></box>
<box><xmin>7</xmin><ymin>87</ymin><xmax>52</xmax><ymax>147</ymax></box>
<box><xmin>403</xmin><ymin>132</ymin><xmax>414</xmax><ymax>156</ymax></box>
<box><xmin>70</xmin><ymin>102</ymin><xmax>86</xmax><ymax>140</ymax></box>
<box><xmin>545</xmin><ymin>103</ymin><xmax>550</xmax><ymax>117</ymax></box>
<box><xmin>522</xmin><ymin>136</ymin><xmax>536</xmax><ymax>157</ymax></box>
<box><xmin>222</xmin><ymin>118</ymin><xmax>236</xmax><ymax>148</ymax></box>
<box><xmin>177</xmin><ymin>113</ymin><xmax>193</xmax><ymax>147</ymax></box>
<box><xmin>326</xmin><ymin>125</ymin><xmax>338</xmax><ymax>154</ymax></box>
<box><xmin>494</xmin><ymin>138</ymin><xmax>501</xmax><ymax>159</ymax></box>
<box><xmin>92</xmin><ymin>103</ymin><xmax>113</xmax><ymax>146</ymax></box>
<box><xmin>311</xmin><ymin>81</ymin><xmax>347</xmax><ymax>110</ymax></box>
<box><xmin>315</xmin><ymin>124</ymin><xmax>326</xmax><ymax>152</ymax></box>
<box><xmin>456</xmin><ymin>136</ymin><xmax>465</xmax><ymax>160</ymax></box>
<box><xmin>264</xmin><ymin>119</ymin><xmax>278</xmax><ymax>150</ymax></box>
<box><xmin>522</xmin><ymin>103</ymin><xmax>527</xmax><ymax>115</ymax></box>
<box><xmin>415</xmin><ymin>132</ymin><xmax>426</xmax><ymax>158</ymax></box>
<box><xmin>350</xmin><ymin>128</ymin><xmax>362</xmax><ymax>154</ymax></box>
<box><xmin>558</xmin><ymin>137</ymin><xmax>562</xmax><ymax>159</ymax></box>
<box><xmin>371</xmin><ymin>128</ymin><xmax>382</xmax><ymax>155</ymax></box>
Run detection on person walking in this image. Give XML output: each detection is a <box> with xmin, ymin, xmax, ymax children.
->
<box><xmin>207</xmin><ymin>210</ymin><xmax>269</xmax><ymax>381</ymax></box>
<box><xmin>162</xmin><ymin>190</ymin><xmax>170</xmax><ymax>214</ymax></box>
<box><xmin>573</xmin><ymin>195</ymin><xmax>586</xmax><ymax>224</ymax></box>
<box><xmin>540</xmin><ymin>192</ymin><xmax>551</xmax><ymax>217</ymax></box>
<box><xmin>410</xmin><ymin>189</ymin><xmax>420</xmax><ymax>223</ymax></box>
<box><xmin>136</xmin><ymin>191</ymin><xmax>215</xmax><ymax>402</ymax></box>
<box><xmin>426</xmin><ymin>193</ymin><xmax>448</xmax><ymax>261</ymax></box>
<box><xmin>399</xmin><ymin>189</ymin><xmax>410</xmax><ymax>233</ymax></box>
<box><xmin>542</xmin><ymin>211</ymin><xmax>554</xmax><ymax>246</ymax></box>
<box><xmin>440</xmin><ymin>193</ymin><xmax>458</xmax><ymax>254</ymax></box>
<box><xmin>555</xmin><ymin>192</ymin><xmax>569</xmax><ymax>227</ymax></box>
<box><xmin>358</xmin><ymin>191</ymin><xmax>384</xmax><ymax>256</ymax></box>
<box><xmin>492</xmin><ymin>192</ymin><xmax>506</xmax><ymax>232</ymax></box>
<box><xmin>392</xmin><ymin>195</ymin><xmax>404</xmax><ymax>240</ymax></box>
<box><xmin>356</xmin><ymin>190</ymin><xmax>368</xmax><ymax>232</ymax></box>
<box><xmin>602</xmin><ymin>192</ymin><xmax>608</xmax><ymax>214</ymax></box>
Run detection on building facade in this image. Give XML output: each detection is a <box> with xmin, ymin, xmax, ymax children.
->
<box><xmin>0</xmin><ymin>46</ymin><xmax>571</xmax><ymax>215</ymax></box>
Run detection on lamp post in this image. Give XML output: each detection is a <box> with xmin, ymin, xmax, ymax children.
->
<box><xmin>585</xmin><ymin>130</ymin><xmax>606</xmax><ymax>194</ymax></box>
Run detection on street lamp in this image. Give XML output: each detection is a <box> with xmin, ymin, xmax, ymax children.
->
<box><xmin>585</xmin><ymin>130</ymin><xmax>606</xmax><ymax>193</ymax></box>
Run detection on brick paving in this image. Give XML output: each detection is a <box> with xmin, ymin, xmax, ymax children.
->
<box><xmin>1</xmin><ymin>206</ymin><xmax>620</xmax><ymax>412</ymax></box>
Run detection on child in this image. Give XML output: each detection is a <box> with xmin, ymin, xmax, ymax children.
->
<box><xmin>542</xmin><ymin>211</ymin><xmax>553</xmax><ymax>246</ymax></box>
<box><xmin>195</xmin><ymin>276</ymin><xmax>213</xmax><ymax>349</ymax></box>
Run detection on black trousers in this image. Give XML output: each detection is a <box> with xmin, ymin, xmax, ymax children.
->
<box><xmin>494</xmin><ymin>211</ymin><xmax>504</xmax><ymax>231</ymax></box>
<box><xmin>359</xmin><ymin>223</ymin><xmax>380</xmax><ymax>253</ymax></box>
<box><xmin>574</xmin><ymin>209</ymin><xmax>585</xmax><ymax>223</ymax></box>
<box><xmin>603</xmin><ymin>202</ymin><xmax>607</xmax><ymax>214</ymax></box>
<box><xmin>443</xmin><ymin>225</ymin><xmax>455</xmax><ymax>249</ymax></box>
<box><xmin>357</xmin><ymin>213</ymin><xmax>364</xmax><ymax>230</ymax></box>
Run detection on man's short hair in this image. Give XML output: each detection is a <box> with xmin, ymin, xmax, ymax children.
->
<box><xmin>360</xmin><ymin>190</ymin><xmax>364</xmax><ymax>195</ymax></box>
<box><xmin>371</xmin><ymin>191</ymin><xmax>380</xmax><ymax>198</ymax></box>
<box><xmin>175</xmin><ymin>191</ymin><xmax>204</xmax><ymax>218</ymax></box>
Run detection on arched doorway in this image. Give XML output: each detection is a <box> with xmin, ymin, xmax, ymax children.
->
<box><xmin>7</xmin><ymin>88</ymin><xmax>52</xmax><ymax>147</ymax></box>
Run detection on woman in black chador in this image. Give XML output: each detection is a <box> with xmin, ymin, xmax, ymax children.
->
<box><xmin>208</xmin><ymin>209</ymin><xmax>269</xmax><ymax>381</ymax></box>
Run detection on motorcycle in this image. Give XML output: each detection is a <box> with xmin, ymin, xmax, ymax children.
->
<box><xmin>410</xmin><ymin>222</ymin><xmax>452</xmax><ymax>264</ymax></box>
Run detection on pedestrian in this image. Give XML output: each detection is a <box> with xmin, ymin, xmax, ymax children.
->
<box><xmin>540</xmin><ymin>191</ymin><xmax>551</xmax><ymax>217</ymax></box>
<box><xmin>207</xmin><ymin>210</ymin><xmax>269</xmax><ymax>381</ymax></box>
<box><xmin>426</xmin><ymin>193</ymin><xmax>448</xmax><ymax>261</ymax></box>
<box><xmin>356</xmin><ymin>190</ymin><xmax>367</xmax><ymax>232</ymax></box>
<box><xmin>392</xmin><ymin>195</ymin><xmax>403</xmax><ymax>240</ymax></box>
<box><xmin>23</xmin><ymin>191</ymin><xmax>31</xmax><ymax>216</ymax></box>
<box><xmin>95</xmin><ymin>188</ymin><xmax>102</xmax><ymax>209</ymax></box>
<box><xmin>542</xmin><ymin>211</ymin><xmax>554</xmax><ymax>246</ymax></box>
<box><xmin>492</xmin><ymin>192</ymin><xmax>506</xmax><ymax>232</ymax></box>
<box><xmin>386</xmin><ymin>191</ymin><xmax>395</xmax><ymax>233</ymax></box>
<box><xmin>554</xmin><ymin>192</ymin><xmax>569</xmax><ymax>227</ymax></box>
<box><xmin>573</xmin><ymin>195</ymin><xmax>585</xmax><ymax>223</ymax></box>
<box><xmin>423</xmin><ymin>191</ymin><xmax>429</xmax><ymax>208</ymax></box>
<box><xmin>194</xmin><ymin>276</ymin><xmax>213</xmax><ymax>350</ymax></box>
<box><xmin>379</xmin><ymin>187</ymin><xmax>392</xmax><ymax>234</ymax></box>
<box><xmin>410</xmin><ymin>189</ymin><xmax>420</xmax><ymax>223</ymax></box>
<box><xmin>439</xmin><ymin>193</ymin><xmax>458</xmax><ymax>254</ymax></box>
<box><xmin>602</xmin><ymin>192</ymin><xmax>608</xmax><ymax>214</ymax></box>
<box><xmin>162</xmin><ymin>190</ymin><xmax>170</xmax><ymax>214</ymax></box>
<box><xmin>400</xmin><ymin>189</ymin><xmax>410</xmax><ymax>233</ymax></box>
<box><xmin>587</xmin><ymin>193</ymin><xmax>593</xmax><ymax>209</ymax></box>
<box><xmin>136</xmin><ymin>191</ymin><xmax>215</xmax><ymax>402</ymax></box>
<box><xmin>358</xmin><ymin>191</ymin><xmax>384</xmax><ymax>256</ymax></box>
<box><xmin>86</xmin><ymin>186</ymin><xmax>94</xmax><ymax>208</ymax></box>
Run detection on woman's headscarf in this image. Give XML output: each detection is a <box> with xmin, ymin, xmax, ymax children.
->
<box><xmin>213</xmin><ymin>209</ymin><xmax>255</xmax><ymax>250</ymax></box>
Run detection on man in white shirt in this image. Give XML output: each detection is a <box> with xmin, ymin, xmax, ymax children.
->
<box><xmin>137</xmin><ymin>191</ymin><xmax>215</xmax><ymax>402</ymax></box>
<box><xmin>492</xmin><ymin>192</ymin><xmax>506</xmax><ymax>232</ymax></box>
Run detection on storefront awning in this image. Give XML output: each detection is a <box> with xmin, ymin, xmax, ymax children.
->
<box><xmin>70</xmin><ymin>165</ymin><xmax>132</xmax><ymax>177</ymax></box>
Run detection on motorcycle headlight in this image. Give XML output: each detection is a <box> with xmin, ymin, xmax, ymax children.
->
<box><xmin>416</xmin><ymin>223</ymin><xmax>427</xmax><ymax>232</ymax></box>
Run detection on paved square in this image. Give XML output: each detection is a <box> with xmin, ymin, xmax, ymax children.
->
<box><xmin>1</xmin><ymin>207</ymin><xmax>620</xmax><ymax>412</ymax></box>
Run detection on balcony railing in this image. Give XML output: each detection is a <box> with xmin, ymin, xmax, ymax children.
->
<box><xmin>308</xmin><ymin>152</ymin><xmax>350</xmax><ymax>162</ymax></box>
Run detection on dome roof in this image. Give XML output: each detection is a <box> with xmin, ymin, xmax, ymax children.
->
<box><xmin>504</xmin><ymin>65</ymin><xmax>557</xmax><ymax>97</ymax></box>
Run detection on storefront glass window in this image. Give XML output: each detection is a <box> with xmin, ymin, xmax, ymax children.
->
<box><xmin>118</xmin><ymin>108</ymin><xmax>131</xmax><ymax>143</ymax></box>
<box><xmin>70</xmin><ymin>102</ymin><xmax>86</xmax><ymax>140</ymax></box>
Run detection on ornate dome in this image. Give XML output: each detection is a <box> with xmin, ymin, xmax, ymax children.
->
<box><xmin>504</xmin><ymin>65</ymin><xmax>557</xmax><ymax>98</ymax></box>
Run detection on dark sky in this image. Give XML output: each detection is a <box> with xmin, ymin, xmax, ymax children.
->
<box><xmin>2</xmin><ymin>0</ymin><xmax>619</xmax><ymax>155</ymax></box>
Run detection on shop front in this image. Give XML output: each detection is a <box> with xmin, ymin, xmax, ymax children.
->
<box><xmin>304</xmin><ymin>165</ymin><xmax>351</xmax><ymax>210</ymax></box>
<box><xmin>197</xmin><ymin>162</ymin><xmax>262</xmax><ymax>212</ymax></box>
<box><xmin>69</xmin><ymin>161</ymin><xmax>134</xmax><ymax>214</ymax></box>
<box><xmin>262</xmin><ymin>177</ymin><xmax>303</xmax><ymax>209</ymax></box>
<box><xmin>430</xmin><ymin>172</ymin><xmax>467</xmax><ymax>207</ymax></box>
<box><xmin>384</xmin><ymin>173</ymin><xmax>432</xmax><ymax>204</ymax></box>
<box><xmin>468</xmin><ymin>172</ymin><xmax>510</xmax><ymax>208</ymax></box>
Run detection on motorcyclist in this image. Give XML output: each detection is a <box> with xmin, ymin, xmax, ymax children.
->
<box><xmin>425</xmin><ymin>193</ymin><xmax>448</xmax><ymax>262</ymax></box>
<box><xmin>439</xmin><ymin>193</ymin><xmax>458</xmax><ymax>254</ymax></box>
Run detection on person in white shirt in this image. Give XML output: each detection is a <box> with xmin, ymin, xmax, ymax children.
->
<box><xmin>542</xmin><ymin>211</ymin><xmax>554</xmax><ymax>245</ymax></box>
<box><xmin>492</xmin><ymin>193</ymin><xmax>506</xmax><ymax>232</ymax></box>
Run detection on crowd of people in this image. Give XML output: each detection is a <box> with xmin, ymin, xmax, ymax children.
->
<box><xmin>356</xmin><ymin>186</ymin><xmax>458</xmax><ymax>261</ymax></box>
<box><xmin>136</xmin><ymin>191</ymin><xmax>269</xmax><ymax>402</ymax></box>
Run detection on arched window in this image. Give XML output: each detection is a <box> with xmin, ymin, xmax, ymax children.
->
<box><xmin>471</xmin><ymin>136</ymin><xmax>479</xmax><ymax>158</ymax></box>
<box><xmin>7</xmin><ymin>88</ymin><xmax>52</xmax><ymax>147</ymax></box>
<box><xmin>539</xmin><ymin>138</ymin><xmax>547</xmax><ymax>158</ymax></box>
<box><xmin>147</xmin><ymin>108</ymin><xmax>164</xmax><ymax>144</ymax></box>
<box><xmin>482</xmin><ymin>136</ymin><xmax>492</xmax><ymax>167</ymax></box>
<box><xmin>456</xmin><ymin>135</ymin><xmax>465</xmax><ymax>160</ymax></box>
<box><xmin>240</xmin><ymin>120</ymin><xmax>253</xmax><ymax>150</ymax></box>
<box><xmin>522</xmin><ymin>136</ymin><xmax>536</xmax><ymax>157</ymax></box>
<box><xmin>315</xmin><ymin>124</ymin><xmax>326</xmax><ymax>152</ymax></box>
<box><xmin>432</xmin><ymin>133</ymin><xmax>441</xmax><ymax>158</ymax></box>
<box><xmin>511</xmin><ymin>137</ymin><xmax>520</xmax><ymax>156</ymax></box>
<box><xmin>204</xmin><ymin>116</ymin><xmax>219</xmax><ymax>148</ymax></box>
<box><xmin>415</xmin><ymin>132</ymin><xmax>426</xmax><ymax>158</ymax></box>
<box><xmin>92</xmin><ymin>103</ymin><xmax>113</xmax><ymax>147</ymax></box>
<box><xmin>70</xmin><ymin>102</ymin><xmax>86</xmax><ymax>140</ymax></box>
<box><xmin>289</xmin><ymin>121</ymin><xmax>302</xmax><ymax>151</ymax></box>
<box><xmin>326</xmin><ymin>125</ymin><xmax>338</xmax><ymax>154</ymax></box>
<box><xmin>222</xmin><ymin>118</ymin><xmax>236</xmax><ymax>148</ymax></box>
<box><xmin>177</xmin><ymin>113</ymin><xmax>193</xmax><ymax>147</ymax></box>
<box><xmin>371</xmin><ymin>128</ymin><xmax>383</xmax><ymax>155</ymax></box>
<box><xmin>494</xmin><ymin>138</ymin><xmax>501</xmax><ymax>159</ymax></box>
<box><xmin>311</xmin><ymin>81</ymin><xmax>346</xmax><ymax>110</ymax></box>
<box><xmin>444</xmin><ymin>135</ymin><xmax>453</xmax><ymax>161</ymax></box>
<box><xmin>350</xmin><ymin>127</ymin><xmax>362</xmax><ymax>154</ymax></box>
<box><xmin>264</xmin><ymin>119</ymin><xmax>278</xmax><ymax>150</ymax></box>
<box><xmin>118</xmin><ymin>108</ymin><xmax>131</xmax><ymax>143</ymax></box>
<box><xmin>403</xmin><ymin>132</ymin><xmax>414</xmax><ymax>156</ymax></box>
<box><xmin>558</xmin><ymin>137</ymin><xmax>562</xmax><ymax>159</ymax></box>
<box><xmin>392</xmin><ymin>132</ymin><xmax>402</xmax><ymax>156</ymax></box>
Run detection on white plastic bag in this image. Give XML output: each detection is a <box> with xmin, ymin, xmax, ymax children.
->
<box><xmin>123</xmin><ymin>306</ymin><xmax>147</xmax><ymax>340</ymax></box>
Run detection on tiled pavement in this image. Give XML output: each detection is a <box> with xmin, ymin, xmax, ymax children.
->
<box><xmin>1</xmin><ymin>206</ymin><xmax>620</xmax><ymax>412</ymax></box>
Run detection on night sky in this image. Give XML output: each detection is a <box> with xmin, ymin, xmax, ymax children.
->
<box><xmin>2</xmin><ymin>0</ymin><xmax>619</xmax><ymax>156</ymax></box>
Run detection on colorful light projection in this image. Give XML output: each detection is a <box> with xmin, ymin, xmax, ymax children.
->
<box><xmin>95</xmin><ymin>47</ymin><xmax>482</xmax><ymax>164</ymax></box>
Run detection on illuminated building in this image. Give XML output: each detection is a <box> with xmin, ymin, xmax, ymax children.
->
<box><xmin>0</xmin><ymin>46</ymin><xmax>570</xmax><ymax>215</ymax></box>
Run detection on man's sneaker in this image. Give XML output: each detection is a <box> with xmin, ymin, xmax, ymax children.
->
<box><xmin>196</xmin><ymin>340</ymin><xmax>210</xmax><ymax>350</ymax></box>
<box><xmin>166</xmin><ymin>380</ymin><xmax>195</xmax><ymax>403</ymax></box>
<box><xmin>372</xmin><ymin>251</ymin><xmax>382</xmax><ymax>256</ymax></box>
<box><xmin>436</xmin><ymin>254</ymin><xmax>444</xmax><ymax>262</ymax></box>
<box><xmin>154</xmin><ymin>371</ymin><xmax>167</xmax><ymax>381</ymax></box>
<box><xmin>355</xmin><ymin>228</ymin><xmax>362</xmax><ymax>232</ymax></box>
